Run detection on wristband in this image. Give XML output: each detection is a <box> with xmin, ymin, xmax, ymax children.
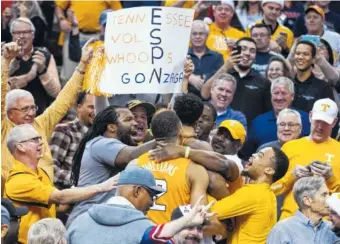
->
<box><xmin>184</xmin><ymin>147</ymin><xmax>190</xmax><ymax>159</ymax></box>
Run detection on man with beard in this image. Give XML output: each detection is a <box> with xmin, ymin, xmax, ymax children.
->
<box><xmin>66</xmin><ymin>106</ymin><xmax>157</xmax><ymax>228</ymax></box>
<box><xmin>210</xmin><ymin>147</ymin><xmax>289</xmax><ymax>244</ymax></box>
<box><xmin>50</xmin><ymin>92</ymin><xmax>95</xmax><ymax>190</ymax></box>
<box><xmin>195</xmin><ymin>102</ymin><xmax>216</xmax><ymax>143</ymax></box>
<box><xmin>126</xmin><ymin>100</ymin><xmax>156</xmax><ymax>145</ymax></box>
<box><xmin>292</xmin><ymin>40</ymin><xmax>334</xmax><ymax>112</ymax></box>
<box><xmin>327</xmin><ymin>193</ymin><xmax>340</xmax><ymax>240</ymax></box>
<box><xmin>211</xmin><ymin>120</ymin><xmax>246</xmax><ymax>172</ymax></box>
<box><xmin>202</xmin><ymin>37</ymin><xmax>272</xmax><ymax>126</ymax></box>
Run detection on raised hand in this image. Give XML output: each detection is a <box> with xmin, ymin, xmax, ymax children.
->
<box><xmin>184</xmin><ymin>55</ymin><xmax>195</xmax><ymax>79</ymax></box>
<box><xmin>2</xmin><ymin>42</ymin><xmax>20</xmax><ymax>60</ymax></box>
<box><xmin>185</xmin><ymin>195</ymin><xmax>216</xmax><ymax>228</ymax></box>
<box><xmin>32</xmin><ymin>51</ymin><xmax>47</xmax><ymax>74</ymax></box>
<box><xmin>148</xmin><ymin>142</ymin><xmax>184</xmax><ymax>163</ymax></box>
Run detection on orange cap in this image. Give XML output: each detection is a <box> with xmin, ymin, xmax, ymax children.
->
<box><xmin>305</xmin><ymin>5</ymin><xmax>325</xmax><ymax>19</ymax></box>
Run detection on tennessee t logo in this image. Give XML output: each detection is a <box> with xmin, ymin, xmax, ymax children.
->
<box><xmin>325</xmin><ymin>153</ymin><xmax>335</xmax><ymax>163</ymax></box>
<box><xmin>321</xmin><ymin>104</ymin><xmax>330</xmax><ymax>112</ymax></box>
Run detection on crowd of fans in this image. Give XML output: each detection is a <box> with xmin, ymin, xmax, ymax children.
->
<box><xmin>1</xmin><ymin>0</ymin><xmax>340</xmax><ymax>244</ymax></box>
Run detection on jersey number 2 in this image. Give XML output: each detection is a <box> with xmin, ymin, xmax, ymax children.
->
<box><xmin>150</xmin><ymin>179</ymin><xmax>167</xmax><ymax>211</ymax></box>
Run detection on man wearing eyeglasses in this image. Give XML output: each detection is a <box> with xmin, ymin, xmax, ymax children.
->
<box><xmin>272</xmin><ymin>98</ymin><xmax>340</xmax><ymax>220</ymax></box>
<box><xmin>250</xmin><ymin>23</ymin><xmax>283</xmax><ymax>76</ymax></box>
<box><xmin>1</xmin><ymin>40</ymin><xmax>94</xmax><ymax>183</ymax></box>
<box><xmin>4</xmin><ymin>124</ymin><xmax>119</xmax><ymax>244</ymax></box>
<box><xmin>242</xmin><ymin>77</ymin><xmax>310</xmax><ymax>159</ymax></box>
<box><xmin>9</xmin><ymin>17</ymin><xmax>60</xmax><ymax>116</ymax></box>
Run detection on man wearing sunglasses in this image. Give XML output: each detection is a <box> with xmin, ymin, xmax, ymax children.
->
<box><xmin>4</xmin><ymin>124</ymin><xmax>119</xmax><ymax>244</ymax></box>
<box><xmin>67</xmin><ymin>166</ymin><xmax>215</xmax><ymax>244</ymax></box>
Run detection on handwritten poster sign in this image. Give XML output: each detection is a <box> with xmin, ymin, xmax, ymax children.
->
<box><xmin>99</xmin><ymin>7</ymin><xmax>195</xmax><ymax>94</ymax></box>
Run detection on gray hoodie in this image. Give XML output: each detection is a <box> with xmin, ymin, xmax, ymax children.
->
<box><xmin>67</xmin><ymin>197</ymin><xmax>154</xmax><ymax>244</ymax></box>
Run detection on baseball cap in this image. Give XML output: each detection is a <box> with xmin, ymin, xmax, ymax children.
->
<box><xmin>261</xmin><ymin>0</ymin><xmax>284</xmax><ymax>9</ymax></box>
<box><xmin>117</xmin><ymin>166</ymin><xmax>165</xmax><ymax>194</ymax></box>
<box><xmin>305</xmin><ymin>5</ymin><xmax>325</xmax><ymax>19</ymax></box>
<box><xmin>99</xmin><ymin>9</ymin><xmax>113</xmax><ymax>26</ymax></box>
<box><xmin>326</xmin><ymin>193</ymin><xmax>340</xmax><ymax>216</ymax></box>
<box><xmin>1</xmin><ymin>206</ymin><xmax>10</xmax><ymax>225</ymax></box>
<box><xmin>311</xmin><ymin>98</ymin><xmax>338</xmax><ymax>125</ymax></box>
<box><xmin>220</xmin><ymin>0</ymin><xmax>235</xmax><ymax>11</ymax></box>
<box><xmin>126</xmin><ymin>100</ymin><xmax>156</xmax><ymax>118</ymax></box>
<box><xmin>219</xmin><ymin>120</ymin><xmax>247</xmax><ymax>144</ymax></box>
<box><xmin>1</xmin><ymin>198</ymin><xmax>28</xmax><ymax>224</ymax></box>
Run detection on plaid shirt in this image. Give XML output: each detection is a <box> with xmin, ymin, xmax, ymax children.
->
<box><xmin>50</xmin><ymin>119</ymin><xmax>88</xmax><ymax>189</ymax></box>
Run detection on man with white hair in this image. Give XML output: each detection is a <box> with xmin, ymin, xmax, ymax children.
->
<box><xmin>9</xmin><ymin>17</ymin><xmax>60</xmax><ymax>115</ymax></box>
<box><xmin>272</xmin><ymin>98</ymin><xmax>340</xmax><ymax>220</ymax></box>
<box><xmin>209</xmin><ymin>73</ymin><xmax>247</xmax><ymax>129</ymax></box>
<box><xmin>246</xmin><ymin>0</ymin><xmax>294</xmax><ymax>55</ymax></box>
<box><xmin>28</xmin><ymin>218</ymin><xmax>66</xmax><ymax>244</ymax></box>
<box><xmin>205</xmin><ymin>0</ymin><xmax>245</xmax><ymax>61</ymax></box>
<box><xmin>242</xmin><ymin>77</ymin><xmax>310</xmax><ymax>159</ymax></box>
<box><xmin>1</xmin><ymin>40</ymin><xmax>93</xmax><ymax>181</ymax></box>
<box><xmin>188</xmin><ymin>20</ymin><xmax>224</xmax><ymax>97</ymax></box>
<box><xmin>257</xmin><ymin>108</ymin><xmax>302</xmax><ymax>151</ymax></box>
<box><xmin>267</xmin><ymin>177</ymin><xmax>340</xmax><ymax>243</ymax></box>
<box><xmin>327</xmin><ymin>193</ymin><xmax>340</xmax><ymax>239</ymax></box>
<box><xmin>4</xmin><ymin>124</ymin><xmax>118</xmax><ymax>244</ymax></box>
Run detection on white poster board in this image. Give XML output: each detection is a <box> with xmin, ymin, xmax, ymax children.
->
<box><xmin>100</xmin><ymin>7</ymin><xmax>194</xmax><ymax>94</ymax></box>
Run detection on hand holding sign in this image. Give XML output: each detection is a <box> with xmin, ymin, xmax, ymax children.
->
<box><xmin>100</xmin><ymin>7</ymin><xmax>195</xmax><ymax>95</ymax></box>
<box><xmin>184</xmin><ymin>55</ymin><xmax>194</xmax><ymax>79</ymax></box>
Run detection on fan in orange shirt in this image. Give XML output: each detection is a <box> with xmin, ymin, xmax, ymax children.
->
<box><xmin>205</xmin><ymin>0</ymin><xmax>246</xmax><ymax>61</ymax></box>
<box><xmin>272</xmin><ymin>98</ymin><xmax>340</xmax><ymax>220</ymax></box>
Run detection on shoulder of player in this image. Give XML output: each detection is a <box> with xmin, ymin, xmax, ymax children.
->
<box><xmin>186</xmin><ymin>161</ymin><xmax>208</xmax><ymax>178</ymax></box>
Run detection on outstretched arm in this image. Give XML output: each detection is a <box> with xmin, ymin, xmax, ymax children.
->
<box><xmin>149</xmin><ymin>143</ymin><xmax>241</xmax><ymax>182</ymax></box>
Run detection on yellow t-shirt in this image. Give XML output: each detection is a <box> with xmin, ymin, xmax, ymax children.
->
<box><xmin>137</xmin><ymin>153</ymin><xmax>191</xmax><ymax>224</ymax></box>
<box><xmin>246</xmin><ymin>20</ymin><xmax>294</xmax><ymax>50</ymax></box>
<box><xmin>164</xmin><ymin>0</ymin><xmax>195</xmax><ymax>8</ymax></box>
<box><xmin>55</xmin><ymin>1</ymin><xmax>122</xmax><ymax>32</ymax></box>
<box><xmin>272</xmin><ymin>137</ymin><xmax>340</xmax><ymax>220</ymax></box>
<box><xmin>206</xmin><ymin>23</ymin><xmax>246</xmax><ymax>61</ymax></box>
<box><xmin>1</xmin><ymin>60</ymin><xmax>85</xmax><ymax>182</ymax></box>
<box><xmin>4</xmin><ymin>160</ymin><xmax>56</xmax><ymax>244</ymax></box>
<box><xmin>211</xmin><ymin>183</ymin><xmax>276</xmax><ymax>244</ymax></box>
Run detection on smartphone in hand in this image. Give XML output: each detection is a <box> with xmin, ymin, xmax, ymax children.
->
<box><xmin>232</xmin><ymin>45</ymin><xmax>242</xmax><ymax>55</ymax></box>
